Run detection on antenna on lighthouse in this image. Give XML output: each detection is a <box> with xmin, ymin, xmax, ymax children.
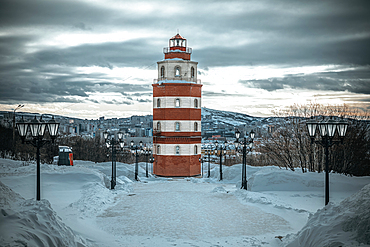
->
<box><xmin>177</xmin><ymin>29</ymin><xmax>179</xmax><ymax>34</ymax></box>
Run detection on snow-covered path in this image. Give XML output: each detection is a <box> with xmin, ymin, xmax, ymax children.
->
<box><xmin>96</xmin><ymin>180</ymin><xmax>290</xmax><ymax>246</ymax></box>
<box><xmin>2</xmin><ymin>159</ymin><xmax>370</xmax><ymax>246</ymax></box>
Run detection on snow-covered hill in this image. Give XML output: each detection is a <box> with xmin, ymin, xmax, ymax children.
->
<box><xmin>202</xmin><ymin>107</ymin><xmax>261</xmax><ymax>126</ymax></box>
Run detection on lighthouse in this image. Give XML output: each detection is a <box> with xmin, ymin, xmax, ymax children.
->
<box><xmin>152</xmin><ymin>33</ymin><xmax>202</xmax><ymax>177</ymax></box>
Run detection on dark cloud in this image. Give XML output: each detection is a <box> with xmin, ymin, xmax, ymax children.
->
<box><xmin>0</xmin><ymin>0</ymin><xmax>369</xmax><ymax>109</ymax></box>
<box><xmin>23</xmin><ymin>39</ymin><xmax>159</xmax><ymax>69</ymax></box>
<box><xmin>239</xmin><ymin>68</ymin><xmax>370</xmax><ymax>94</ymax></box>
<box><xmin>358</xmin><ymin>98</ymin><xmax>370</xmax><ymax>103</ymax></box>
<box><xmin>195</xmin><ymin>35</ymin><xmax>370</xmax><ymax>67</ymax></box>
<box><xmin>0</xmin><ymin>0</ymin><xmax>120</xmax><ymax>28</ymax></box>
<box><xmin>202</xmin><ymin>91</ymin><xmax>252</xmax><ymax>98</ymax></box>
<box><xmin>0</xmin><ymin>35</ymin><xmax>155</xmax><ymax>104</ymax></box>
<box><xmin>138</xmin><ymin>99</ymin><xmax>151</xmax><ymax>103</ymax></box>
<box><xmin>191</xmin><ymin>1</ymin><xmax>370</xmax><ymax>67</ymax></box>
<box><xmin>101</xmin><ymin>99</ymin><xmax>133</xmax><ymax>105</ymax></box>
<box><xmin>73</xmin><ymin>22</ymin><xmax>93</xmax><ymax>31</ymax></box>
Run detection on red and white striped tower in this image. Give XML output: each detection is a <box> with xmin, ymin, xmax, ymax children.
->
<box><xmin>152</xmin><ymin>33</ymin><xmax>202</xmax><ymax>177</ymax></box>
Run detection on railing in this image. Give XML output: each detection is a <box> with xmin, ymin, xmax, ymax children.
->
<box><xmin>163</xmin><ymin>47</ymin><xmax>192</xmax><ymax>54</ymax></box>
<box><xmin>153</xmin><ymin>78</ymin><xmax>201</xmax><ymax>84</ymax></box>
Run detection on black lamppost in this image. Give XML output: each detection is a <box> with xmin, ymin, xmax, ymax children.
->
<box><xmin>235</xmin><ymin>129</ymin><xmax>255</xmax><ymax>190</ymax></box>
<box><xmin>16</xmin><ymin>116</ymin><xmax>60</xmax><ymax>201</ymax></box>
<box><xmin>103</xmin><ymin>131</ymin><xmax>124</xmax><ymax>190</ymax></box>
<box><xmin>306</xmin><ymin>116</ymin><xmax>348</xmax><ymax>205</ymax></box>
<box><xmin>143</xmin><ymin>147</ymin><xmax>152</xmax><ymax>177</ymax></box>
<box><xmin>149</xmin><ymin>156</ymin><xmax>155</xmax><ymax>175</ymax></box>
<box><xmin>13</xmin><ymin>104</ymin><xmax>24</xmax><ymax>153</ymax></box>
<box><xmin>131</xmin><ymin>140</ymin><xmax>143</xmax><ymax>181</ymax></box>
<box><xmin>199</xmin><ymin>156</ymin><xmax>204</xmax><ymax>177</ymax></box>
<box><xmin>215</xmin><ymin>141</ymin><xmax>227</xmax><ymax>181</ymax></box>
<box><xmin>205</xmin><ymin>146</ymin><xmax>211</xmax><ymax>178</ymax></box>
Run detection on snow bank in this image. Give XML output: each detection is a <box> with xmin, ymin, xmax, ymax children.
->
<box><xmin>201</xmin><ymin>164</ymin><xmax>323</xmax><ymax>191</ymax></box>
<box><xmin>1</xmin><ymin>158</ymin><xmax>370</xmax><ymax>247</ymax></box>
<box><xmin>0</xmin><ymin>181</ymin><xmax>90</xmax><ymax>247</ymax></box>
<box><xmin>284</xmin><ymin>183</ymin><xmax>370</xmax><ymax>246</ymax></box>
<box><xmin>248</xmin><ymin>166</ymin><xmax>324</xmax><ymax>192</ymax></box>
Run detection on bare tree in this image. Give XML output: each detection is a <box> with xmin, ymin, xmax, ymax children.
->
<box><xmin>263</xmin><ymin>103</ymin><xmax>370</xmax><ymax>175</ymax></box>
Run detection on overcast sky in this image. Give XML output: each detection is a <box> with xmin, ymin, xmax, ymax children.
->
<box><xmin>1</xmin><ymin>0</ymin><xmax>369</xmax><ymax>119</ymax></box>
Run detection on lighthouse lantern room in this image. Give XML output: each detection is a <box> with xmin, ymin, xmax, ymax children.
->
<box><xmin>152</xmin><ymin>33</ymin><xmax>202</xmax><ymax>177</ymax></box>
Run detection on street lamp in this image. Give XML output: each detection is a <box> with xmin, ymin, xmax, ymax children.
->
<box><xmin>215</xmin><ymin>141</ymin><xmax>228</xmax><ymax>181</ymax></box>
<box><xmin>16</xmin><ymin>116</ymin><xmax>60</xmax><ymax>201</ymax></box>
<box><xmin>131</xmin><ymin>140</ymin><xmax>143</xmax><ymax>181</ymax></box>
<box><xmin>235</xmin><ymin>129</ymin><xmax>255</xmax><ymax>190</ymax></box>
<box><xmin>13</xmin><ymin>104</ymin><xmax>24</xmax><ymax>153</ymax></box>
<box><xmin>143</xmin><ymin>147</ymin><xmax>152</xmax><ymax>177</ymax></box>
<box><xmin>199</xmin><ymin>156</ymin><xmax>204</xmax><ymax>177</ymax></box>
<box><xmin>306</xmin><ymin>116</ymin><xmax>348</xmax><ymax>205</ymax></box>
<box><xmin>149</xmin><ymin>156</ymin><xmax>155</xmax><ymax>175</ymax></box>
<box><xmin>103</xmin><ymin>130</ymin><xmax>124</xmax><ymax>189</ymax></box>
<box><xmin>205</xmin><ymin>145</ymin><xmax>211</xmax><ymax>178</ymax></box>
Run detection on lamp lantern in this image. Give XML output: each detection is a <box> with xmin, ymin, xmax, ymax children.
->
<box><xmin>235</xmin><ymin>129</ymin><xmax>240</xmax><ymax>139</ymax></box>
<box><xmin>16</xmin><ymin>117</ymin><xmax>28</xmax><ymax>140</ymax></box>
<box><xmin>117</xmin><ymin>131</ymin><xmax>123</xmax><ymax>140</ymax></box>
<box><xmin>318</xmin><ymin>118</ymin><xmax>331</xmax><ymax>137</ymax></box>
<box><xmin>38</xmin><ymin>118</ymin><xmax>47</xmax><ymax>137</ymax></box>
<box><xmin>306</xmin><ymin>117</ymin><xmax>317</xmax><ymax>138</ymax></box>
<box><xmin>47</xmin><ymin>116</ymin><xmax>59</xmax><ymax>139</ymax></box>
<box><xmin>326</xmin><ymin>118</ymin><xmax>337</xmax><ymax>138</ymax></box>
<box><xmin>337</xmin><ymin>118</ymin><xmax>348</xmax><ymax>138</ymax></box>
<box><xmin>29</xmin><ymin>116</ymin><xmax>41</xmax><ymax>138</ymax></box>
<box><xmin>103</xmin><ymin>131</ymin><xmax>109</xmax><ymax>140</ymax></box>
<box><xmin>250</xmin><ymin>130</ymin><xmax>255</xmax><ymax>140</ymax></box>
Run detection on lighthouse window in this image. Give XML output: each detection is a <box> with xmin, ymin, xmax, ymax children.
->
<box><xmin>176</xmin><ymin>146</ymin><xmax>180</xmax><ymax>155</ymax></box>
<box><xmin>175</xmin><ymin>98</ymin><xmax>180</xmax><ymax>107</ymax></box>
<box><xmin>157</xmin><ymin>122</ymin><xmax>161</xmax><ymax>131</ymax></box>
<box><xmin>194</xmin><ymin>145</ymin><xmax>198</xmax><ymax>154</ymax></box>
<box><xmin>194</xmin><ymin>122</ymin><xmax>198</xmax><ymax>132</ymax></box>
<box><xmin>194</xmin><ymin>99</ymin><xmax>198</xmax><ymax>108</ymax></box>
<box><xmin>157</xmin><ymin>98</ymin><xmax>161</xmax><ymax>108</ymax></box>
<box><xmin>175</xmin><ymin>122</ymin><xmax>180</xmax><ymax>131</ymax></box>
<box><xmin>191</xmin><ymin>67</ymin><xmax>195</xmax><ymax>78</ymax></box>
<box><xmin>175</xmin><ymin>67</ymin><xmax>180</xmax><ymax>77</ymax></box>
<box><xmin>157</xmin><ymin>145</ymin><xmax>160</xmax><ymax>154</ymax></box>
<box><xmin>161</xmin><ymin>66</ymin><xmax>165</xmax><ymax>78</ymax></box>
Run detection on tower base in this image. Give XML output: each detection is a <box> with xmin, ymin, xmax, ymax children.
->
<box><xmin>153</xmin><ymin>155</ymin><xmax>201</xmax><ymax>177</ymax></box>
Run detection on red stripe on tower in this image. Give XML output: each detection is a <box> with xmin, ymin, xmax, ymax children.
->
<box><xmin>152</xmin><ymin>33</ymin><xmax>202</xmax><ymax>177</ymax></box>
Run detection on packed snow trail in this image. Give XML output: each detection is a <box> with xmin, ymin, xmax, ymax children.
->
<box><xmin>96</xmin><ymin>179</ymin><xmax>290</xmax><ymax>246</ymax></box>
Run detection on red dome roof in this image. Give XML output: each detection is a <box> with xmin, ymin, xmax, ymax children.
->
<box><xmin>170</xmin><ymin>33</ymin><xmax>186</xmax><ymax>40</ymax></box>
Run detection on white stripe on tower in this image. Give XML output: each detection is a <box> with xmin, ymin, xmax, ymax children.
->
<box><xmin>153</xmin><ymin>97</ymin><xmax>201</xmax><ymax>108</ymax></box>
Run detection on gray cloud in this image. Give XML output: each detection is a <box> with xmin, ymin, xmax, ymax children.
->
<box><xmin>24</xmin><ymin>39</ymin><xmax>159</xmax><ymax>69</ymax></box>
<box><xmin>0</xmin><ymin>0</ymin><xmax>119</xmax><ymax>27</ymax></box>
<box><xmin>101</xmin><ymin>99</ymin><xmax>133</xmax><ymax>105</ymax></box>
<box><xmin>239</xmin><ymin>68</ymin><xmax>370</xmax><ymax>94</ymax></box>
<box><xmin>0</xmin><ymin>0</ymin><xmax>369</xmax><ymax>112</ymax></box>
<box><xmin>202</xmin><ymin>91</ymin><xmax>252</xmax><ymax>98</ymax></box>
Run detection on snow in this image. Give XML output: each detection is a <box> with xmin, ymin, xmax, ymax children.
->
<box><xmin>284</xmin><ymin>183</ymin><xmax>370</xmax><ymax>247</ymax></box>
<box><xmin>1</xmin><ymin>158</ymin><xmax>370</xmax><ymax>246</ymax></box>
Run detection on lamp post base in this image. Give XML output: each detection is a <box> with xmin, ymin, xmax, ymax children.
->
<box><xmin>111</xmin><ymin>180</ymin><xmax>116</xmax><ymax>190</ymax></box>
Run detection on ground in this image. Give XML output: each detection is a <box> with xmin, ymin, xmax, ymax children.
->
<box><xmin>1</xmin><ymin>159</ymin><xmax>370</xmax><ymax>246</ymax></box>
